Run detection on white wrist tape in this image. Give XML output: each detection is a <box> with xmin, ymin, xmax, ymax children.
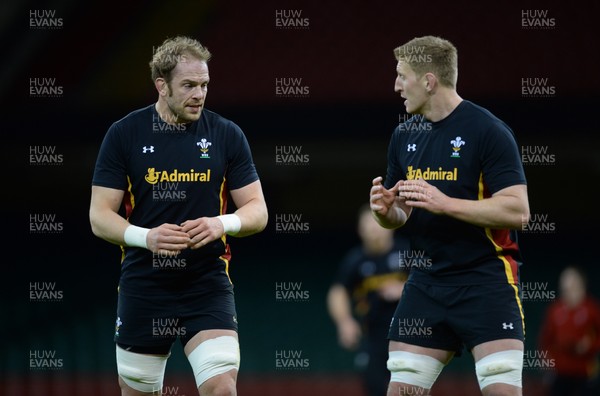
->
<box><xmin>123</xmin><ymin>224</ymin><xmax>150</xmax><ymax>248</ymax></box>
<box><xmin>217</xmin><ymin>214</ymin><xmax>241</xmax><ymax>235</ymax></box>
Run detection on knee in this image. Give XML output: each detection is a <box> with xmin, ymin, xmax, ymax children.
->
<box><xmin>481</xmin><ymin>385</ymin><xmax>522</xmax><ymax>396</ymax></box>
<box><xmin>116</xmin><ymin>345</ymin><xmax>168</xmax><ymax>395</ymax></box>
<box><xmin>199</xmin><ymin>373</ymin><xmax>236</xmax><ymax>396</ymax></box>
<box><xmin>387</xmin><ymin>351</ymin><xmax>444</xmax><ymax>391</ymax></box>
<box><xmin>188</xmin><ymin>336</ymin><xmax>239</xmax><ymax>394</ymax></box>
<box><xmin>476</xmin><ymin>350</ymin><xmax>523</xmax><ymax>391</ymax></box>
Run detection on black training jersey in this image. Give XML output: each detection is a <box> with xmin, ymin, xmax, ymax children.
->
<box><xmin>384</xmin><ymin>100</ymin><xmax>526</xmax><ymax>286</ymax></box>
<box><xmin>334</xmin><ymin>238</ymin><xmax>410</xmax><ymax>327</ymax></box>
<box><xmin>92</xmin><ymin>104</ymin><xmax>259</xmax><ymax>294</ymax></box>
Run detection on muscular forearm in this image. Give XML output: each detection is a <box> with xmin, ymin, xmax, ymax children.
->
<box><xmin>444</xmin><ymin>194</ymin><xmax>529</xmax><ymax>229</ymax></box>
<box><xmin>232</xmin><ymin>198</ymin><xmax>268</xmax><ymax>237</ymax></box>
<box><xmin>90</xmin><ymin>208</ymin><xmax>130</xmax><ymax>246</ymax></box>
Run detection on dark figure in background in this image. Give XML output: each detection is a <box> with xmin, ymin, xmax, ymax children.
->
<box><xmin>327</xmin><ymin>204</ymin><xmax>409</xmax><ymax>396</ymax></box>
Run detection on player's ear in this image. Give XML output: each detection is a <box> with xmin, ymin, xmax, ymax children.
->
<box><xmin>155</xmin><ymin>78</ymin><xmax>169</xmax><ymax>97</ymax></box>
<box><xmin>423</xmin><ymin>73</ymin><xmax>437</xmax><ymax>94</ymax></box>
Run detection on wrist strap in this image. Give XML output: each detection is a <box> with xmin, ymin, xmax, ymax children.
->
<box><xmin>217</xmin><ymin>214</ymin><xmax>241</xmax><ymax>235</ymax></box>
<box><xmin>123</xmin><ymin>225</ymin><xmax>149</xmax><ymax>248</ymax></box>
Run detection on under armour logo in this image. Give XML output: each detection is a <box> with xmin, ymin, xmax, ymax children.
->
<box><xmin>407</xmin><ymin>144</ymin><xmax>417</xmax><ymax>152</ymax></box>
<box><xmin>502</xmin><ymin>322</ymin><xmax>514</xmax><ymax>330</ymax></box>
<box><xmin>142</xmin><ymin>146</ymin><xmax>154</xmax><ymax>153</ymax></box>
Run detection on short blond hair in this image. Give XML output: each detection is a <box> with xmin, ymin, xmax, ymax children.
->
<box><xmin>394</xmin><ymin>36</ymin><xmax>458</xmax><ymax>88</ymax></box>
<box><xmin>149</xmin><ymin>36</ymin><xmax>211</xmax><ymax>83</ymax></box>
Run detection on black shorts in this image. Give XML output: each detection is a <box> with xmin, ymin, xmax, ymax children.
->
<box><xmin>114</xmin><ymin>285</ymin><xmax>238</xmax><ymax>354</ymax></box>
<box><xmin>388</xmin><ymin>281</ymin><xmax>524</xmax><ymax>356</ymax></box>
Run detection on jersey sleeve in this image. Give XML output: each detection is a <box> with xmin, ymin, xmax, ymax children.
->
<box><xmin>384</xmin><ymin>128</ymin><xmax>404</xmax><ymax>190</ymax></box>
<box><xmin>333</xmin><ymin>248</ymin><xmax>361</xmax><ymax>291</ymax></box>
<box><xmin>225</xmin><ymin>122</ymin><xmax>259</xmax><ymax>190</ymax></box>
<box><xmin>480</xmin><ymin>122</ymin><xmax>527</xmax><ymax>194</ymax></box>
<box><xmin>91</xmin><ymin>122</ymin><xmax>129</xmax><ymax>191</ymax></box>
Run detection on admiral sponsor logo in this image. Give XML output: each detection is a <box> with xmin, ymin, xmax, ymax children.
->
<box><xmin>144</xmin><ymin>167</ymin><xmax>211</xmax><ymax>184</ymax></box>
<box><xmin>406</xmin><ymin>166</ymin><xmax>458</xmax><ymax>181</ymax></box>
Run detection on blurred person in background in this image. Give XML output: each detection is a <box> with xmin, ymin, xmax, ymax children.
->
<box><xmin>539</xmin><ymin>265</ymin><xmax>600</xmax><ymax>396</ymax></box>
<box><xmin>327</xmin><ymin>204</ymin><xmax>409</xmax><ymax>396</ymax></box>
